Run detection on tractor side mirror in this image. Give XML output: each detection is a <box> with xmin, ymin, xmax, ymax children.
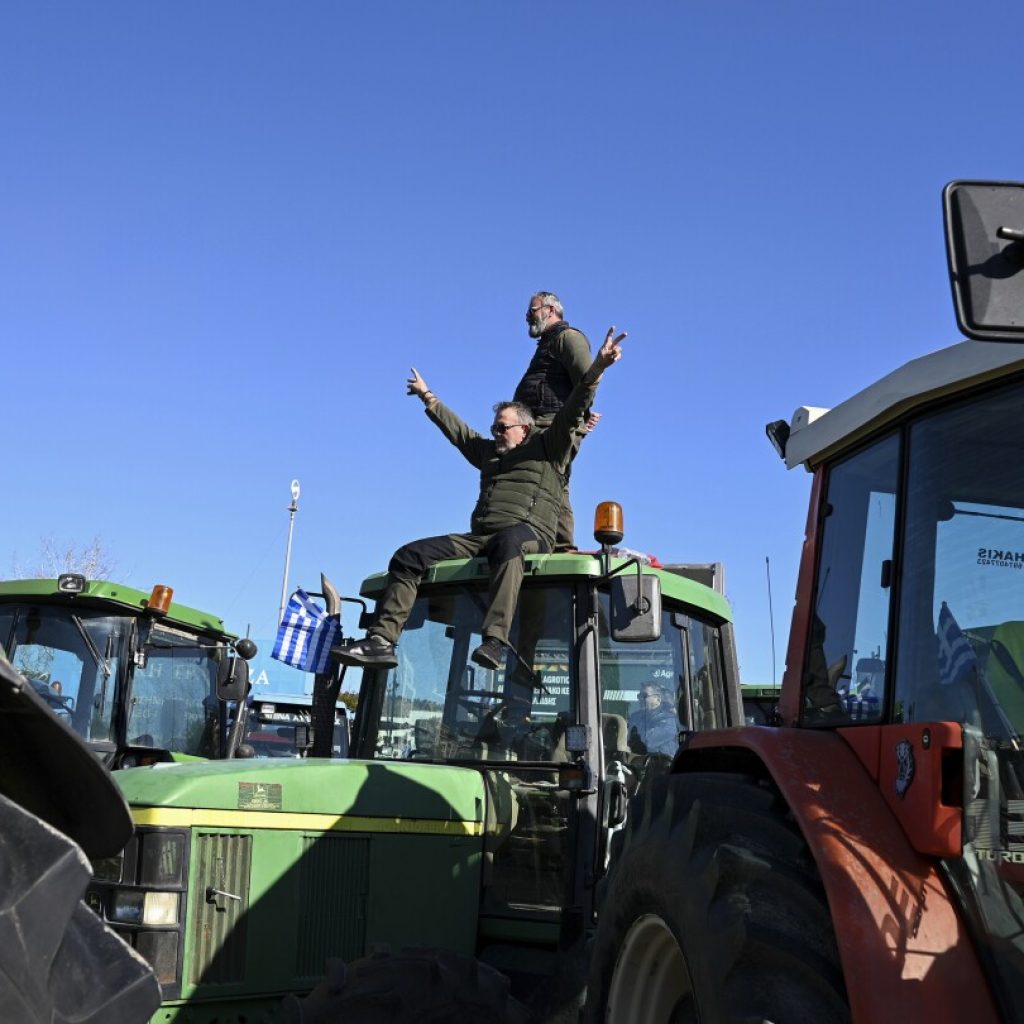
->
<box><xmin>944</xmin><ymin>180</ymin><xmax>1024</xmax><ymax>340</ymax></box>
<box><xmin>217</xmin><ymin>656</ymin><xmax>250</xmax><ymax>702</ymax></box>
<box><xmin>610</xmin><ymin>574</ymin><xmax>662</xmax><ymax>642</ymax></box>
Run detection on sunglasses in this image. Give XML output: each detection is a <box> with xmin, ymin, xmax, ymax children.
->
<box><xmin>491</xmin><ymin>422</ymin><xmax>527</xmax><ymax>435</ymax></box>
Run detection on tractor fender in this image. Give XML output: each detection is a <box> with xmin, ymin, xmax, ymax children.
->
<box><xmin>677</xmin><ymin>726</ymin><xmax>1000</xmax><ymax>1024</ymax></box>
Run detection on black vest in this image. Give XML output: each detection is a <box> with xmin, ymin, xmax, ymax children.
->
<box><xmin>513</xmin><ymin>321</ymin><xmax>577</xmax><ymax>418</ymax></box>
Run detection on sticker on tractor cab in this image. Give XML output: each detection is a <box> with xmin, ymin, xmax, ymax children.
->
<box><xmin>894</xmin><ymin>739</ymin><xmax>915</xmax><ymax>798</ymax></box>
<box><xmin>526</xmin><ymin>660</ymin><xmax>570</xmax><ymax>710</ymax></box>
<box><xmin>238</xmin><ymin>781</ymin><xmax>283</xmax><ymax>810</ymax></box>
<box><xmin>976</xmin><ymin>547</ymin><xmax>1024</xmax><ymax>569</ymax></box>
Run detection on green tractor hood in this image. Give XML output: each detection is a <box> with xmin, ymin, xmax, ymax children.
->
<box><xmin>116</xmin><ymin>757</ymin><xmax>486</xmax><ymax>836</ymax></box>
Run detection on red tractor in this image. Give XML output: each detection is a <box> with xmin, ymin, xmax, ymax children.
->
<box><xmin>585</xmin><ymin>182</ymin><xmax>1024</xmax><ymax>1022</ymax></box>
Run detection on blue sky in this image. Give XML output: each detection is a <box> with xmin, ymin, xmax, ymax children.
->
<box><xmin>4</xmin><ymin>1</ymin><xmax>1024</xmax><ymax>690</ymax></box>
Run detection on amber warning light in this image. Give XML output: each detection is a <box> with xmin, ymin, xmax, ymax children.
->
<box><xmin>594</xmin><ymin>501</ymin><xmax>624</xmax><ymax>547</ymax></box>
<box><xmin>147</xmin><ymin>584</ymin><xmax>174</xmax><ymax>616</ymax></box>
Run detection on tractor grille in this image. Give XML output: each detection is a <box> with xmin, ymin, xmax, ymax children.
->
<box><xmin>295</xmin><ymin>835</ymin><xmax>370</xmax><ymax>978</ymax></box>
<box><xmin>190</xmin><ymin>833</ymin><xmax>252</xmax><ymax>985</ymax></box>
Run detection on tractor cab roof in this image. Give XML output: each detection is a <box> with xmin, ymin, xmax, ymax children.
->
<box><xmin>781</xmin><ymin>339</ymin><xmax>1024</xmax><ymax>472</ymax></box>
<box><xmin>0</xmin><ymin>578</ymin><xmax>233</xmax><ymax>638</ymax></box>
<box><xmin>359</xmin><ymin>551</ymin><xmax>733</xmax><ymax>625</ymax></box>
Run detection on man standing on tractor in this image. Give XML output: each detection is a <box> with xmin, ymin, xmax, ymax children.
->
<box><xmin>515</xmin><ymin>291</ymin><xmax>595</xmax><ymax>550</ymax></box>
<box><xmin>335</xmin><ymin>326</ymin><xmax>626</xmax><ymax>672</ymax></box>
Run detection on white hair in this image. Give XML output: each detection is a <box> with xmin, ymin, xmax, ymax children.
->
<box><xmin>532</xmin><ymin>291</ymin><xmax>564</xmax><ymax>319</ymax></box>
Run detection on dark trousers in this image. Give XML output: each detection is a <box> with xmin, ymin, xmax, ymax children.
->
<box><xmin>370</xmin><ymin>524</ymin><xmax>547</xmax><ymax>645</ymax></box>
<box><xmin>534</xmin><ymin>413</ymin><xmax>584</xmax><ymax>552</ymax></box>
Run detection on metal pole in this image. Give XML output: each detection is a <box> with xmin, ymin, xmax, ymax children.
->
<box><xmin>278</xmin><ymin>479</ymin><xmax>301</xmax><ymax>624</ymax></box>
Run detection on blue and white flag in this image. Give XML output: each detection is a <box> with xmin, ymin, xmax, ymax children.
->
<box><xmin>937</xmin><ymin>601</ymin><xmax>978</xmax><ymax>685</ymax></box>
<box><xmin>272</xmin><ymin>589</ymin><xmax>340</xmax><ymax>674</ymax></box>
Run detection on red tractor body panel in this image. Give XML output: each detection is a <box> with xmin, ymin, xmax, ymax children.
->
<box><xmin>683</xmin><ymin>726</ymin><xmax>999</xmax><ymax>1023</ymax></box>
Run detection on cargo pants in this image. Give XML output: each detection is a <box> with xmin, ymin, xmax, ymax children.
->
<box><xmin>369</xmin><ymin>524</ymin><xmax>548</xmax><ymax>646</ymax></box>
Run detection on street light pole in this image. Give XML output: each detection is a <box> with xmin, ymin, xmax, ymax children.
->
<box><xmin>278</xmin><ymin>479</ymin><xmax>301</xmax><ymax>624</ymax></box>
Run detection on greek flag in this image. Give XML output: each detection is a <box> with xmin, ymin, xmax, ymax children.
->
<box><xmin>272</xmin><ymin>589</ymin><xmax>340</xmax><ymax>674</ymax></box>
<box><xmin>937</xmin><ymin>601</ymin><xmax>977</xmax><ymax>685</ymax></box>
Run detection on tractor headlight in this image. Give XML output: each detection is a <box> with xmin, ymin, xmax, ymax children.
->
<box><xmin>111</xmin><ymin>890</ymin><xmax>179</xmax><ymax>926</ymax></box>
<box><xmin>110</xmin><ymin>890</ymin><xmax>144</xmax><ymax>924</ymax></box>
<box><xmin>142</xmin><ymin>891</ymin><xmax>180</xmax><ymax>926</ymax></box>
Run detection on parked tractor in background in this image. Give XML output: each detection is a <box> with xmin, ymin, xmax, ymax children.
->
<box><xmin>740</xmin><ymin>683</ymin><xmax>780</xmax><ymax>725</ymax></box>
<box><xmin>90</xmin><ymin>510</ymin><xmax>744</xmax><ymax>1023</ymax></box>
<box><xmin>0</xmin><ymin>576</ymin><xmax>256</xmax><ymax>768</ymax></box>
<box><xmin>243</xmin><ymin>692</ymin><xmax>350</xmax><ymax>759</ymax></box>
<box><xmin>584</xmin><ymin>181</ymin><xmax>1024</xmax><ymax>1022</ymax></box>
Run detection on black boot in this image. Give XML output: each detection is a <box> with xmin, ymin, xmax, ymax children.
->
<box><xmin>334</xmin><ymin>634</ymin><xmax>398</xmax><ymax>668</ymax></box>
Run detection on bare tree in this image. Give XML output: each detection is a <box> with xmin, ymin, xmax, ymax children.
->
<box><xmin>9</xmin><ymin>536</ymin><xmax>120</xmax><ymax>580</ymax></box>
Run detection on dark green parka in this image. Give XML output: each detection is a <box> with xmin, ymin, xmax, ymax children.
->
<box><xmin>425</xmin><ymin>360</ymin><xmax>604</xmax><ymax>549</ymax></box>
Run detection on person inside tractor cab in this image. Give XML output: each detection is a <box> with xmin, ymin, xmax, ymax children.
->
<box><xmin>628</xmin><ymin>682</ymin><xmax>679</xmax><ymax>755</ymax></box>
<box><xmin>336</xmin><ymin>327</ymin><xmax>627</xmax><ymax>672</ymax></box>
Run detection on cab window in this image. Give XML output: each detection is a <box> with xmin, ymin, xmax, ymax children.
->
<box><xmin>595</xmin><ymin>593</ymin><xmax>731</xmax><ymax>782</ymax></box>
<box><xmin>803</xmin><ymin>435</ymin><xmax>899</xmax><ymax>724</ymax></box>
<box><xmin>363</xmin><ymin>584</ymin><xmax>574</xmax><ymax>763</ymax></box>
<box><xmin>130</xmin><ymin>627</ymin><xmax>219</xmax><ymax>756</ymax></box>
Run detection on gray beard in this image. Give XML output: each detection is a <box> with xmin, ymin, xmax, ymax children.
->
<box><xmin>527</xmin><ymin>320</ymin><xmax>543</xmax><ymax>338</ymax></box>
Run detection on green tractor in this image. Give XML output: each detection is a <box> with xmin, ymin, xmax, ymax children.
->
<box><xmin>740</xmin><ymin>683</ymin><xmax>781</xmax><ymax>724</ymax></box>
<box><xmin>87</xmin><ymin>510</ymin><xmax>744</xmax><ymax>1022</ymax></box>
<box><xmin>0</xmin><ymin>575</ymin><xmax>256</xmax><ymax>769</ymax></box>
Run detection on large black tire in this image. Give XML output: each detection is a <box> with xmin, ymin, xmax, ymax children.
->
<box><xmin>0</xmin><ymin>793</ymin><xmax>161</xmax><ymax>1023</ymax></box>
<box><xmin>284</xmin><ymin>947</ymin><xmax>530</xmax><ymax>1024</ymax></box>
<box><xmin>586</xmin><ymin>773</ymin><xmax>850</xmax><ymax>1024</ymax></box>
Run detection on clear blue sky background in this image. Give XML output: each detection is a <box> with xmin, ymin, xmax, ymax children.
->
<box><xmin>4</xmin><ymin>1</ymin><xmax>1023</xmax><ymax>690</ymax></box>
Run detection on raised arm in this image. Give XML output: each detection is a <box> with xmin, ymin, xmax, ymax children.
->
<box><xmin>407</xmin><ymin>367</ymin><xmax>490</xmax><ymax>468</ymax></box>
<box><xmin>543</xmin><ymin>327</ymin><xmax>626</xmax><ymax>464</ymax></box>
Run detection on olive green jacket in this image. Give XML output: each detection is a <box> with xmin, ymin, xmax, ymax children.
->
<box><xmin>425</xmin><ymin>360</ymin><xmax>604</xmax><ymax>548</ymax></box>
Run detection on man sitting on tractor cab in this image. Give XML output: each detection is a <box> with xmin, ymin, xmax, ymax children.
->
<box><xmin>336</xmin><ymin>327</ymin><xmax>626</xmax><ymax>671</ymax></box>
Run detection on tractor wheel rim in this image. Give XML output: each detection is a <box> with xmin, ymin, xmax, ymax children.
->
<box><xmin>606</xmin><ymin>913</ymin><xmax>693</xmax><ymax>1024</ymax></box>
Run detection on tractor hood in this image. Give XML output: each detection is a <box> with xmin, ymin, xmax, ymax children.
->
<box><xmin>116</xmin><ymin>758</ymin><xmax>485</xmax><ymax>836</ymax></box>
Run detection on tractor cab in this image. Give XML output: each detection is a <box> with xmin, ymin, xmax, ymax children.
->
<box><xmin>763</xmin><ymin>181</ymin><xmax>1024</xmax><ymax>1020</ymax></box>
<box><xmin>338</xmin><ymin>508</ymin><xmax>741</xmax><ymax>990</ymax></box>
<box><xmin>0</xmin><ymin>576</ymin><xmax>255</xmax><ymax>768</ymax></box>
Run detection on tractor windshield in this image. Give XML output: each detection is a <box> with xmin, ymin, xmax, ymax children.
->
<box><xmin>356</xmin><ymin>583</ymin><xmax>574</xmax><ymax>763</ymax></box>
<box><xmin>0</xmin><ymin>604</ymin><xmax>128</xmax><ymax>746</ymax></box>
<box><xmin>894</xmin><ymin>376</ymin><xmax>1024</xmax><ymax>1015</ymax></box>
<box><xmin>894</xmin><ymin>378</ymin><xmax>1024</xmax><ymax>736</ymax></box>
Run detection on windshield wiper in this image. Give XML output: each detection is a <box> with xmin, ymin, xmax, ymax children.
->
<box><xmin>72</xmin><ymin>614</ymin><xmax>113</xmax><ymax>717</ymax></box>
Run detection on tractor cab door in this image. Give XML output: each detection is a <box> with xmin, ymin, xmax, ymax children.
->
<box><xmin>593</xmin><ymin>590</ymin><xmax>735</xmax><ymax>871</ymax></box>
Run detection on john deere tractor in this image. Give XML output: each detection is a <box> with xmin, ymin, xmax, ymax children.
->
<box><xmin>88</xmin><ymin>510</ymin><xmax>744</xmax><ymax>1022</ymax></box>
<box><xmin>584</xmin><ymin>182</ymin><xmax>1024</xmax><ymax>1022</ymax></box>
<box><xmin>0</xmin><ymin>575</ymin><xmax>256</xmax><ymax>769</ymax></box>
